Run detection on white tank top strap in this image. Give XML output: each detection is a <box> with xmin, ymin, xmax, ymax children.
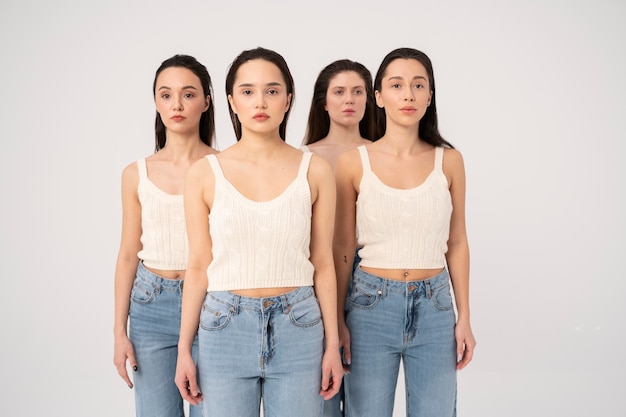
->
<box><xmin>357</xmin><ymin>145</ymin><xmax>371</xmax><ymax>175</ymax></box>
<box><xmin>434</xmin><ymin>147</ymin><xmax>444</xmax><ymax>171</ymax></box>
<box><xmin>206</xmin><ymin>154</ymin><xmax>225</xmax><ymax>180</ymax></box>
<box><xmin>136</xmin><ymin>158</ymin><xmax>148</xmax><ymax>181</ymax></box>
<box><xmin>297</xmin><ymin>151</ymin><xmax>313</xmax><ymax>178</ymax></box>
<box><xmin>300</xmin><ymin>145</ymin><xmax>310</xmax><ymax>152</ymax></box>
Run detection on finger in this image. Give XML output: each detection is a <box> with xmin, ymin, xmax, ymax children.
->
<box><xmin>320</xmin><ymin>376</ymin><xmax>340</xmax><ymax>400</ymax></box>
<box><xmin>456</xmin><ymin>344</ymin><xmax>474</xmax><ymax>370</ymax></box>
<box><xmin>128</xmin><ymin>349</ymin><xmax>138</xmax><ymax>372</ymax></box>
<box><xmin>343</xmin><ymin>343</ymin><xmax>352</xmax><ymax>367</ymax></box>
<box><xmin>188</xmin><ymin>375</ymin><xmax>201</xmax><ymax>398</ymax></box>
<box><xmin>114</xmin><ymin>360</ymin><xmax>133</xmax><ymax>389</ymax></box>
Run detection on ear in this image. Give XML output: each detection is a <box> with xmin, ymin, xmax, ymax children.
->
<box><xmin>427</xmin><ymin>90</ymin><xmax>432</xmax><ymax>107</ymax></box>
<box><xmin>375</xmin><ymin>90</ymin><xmax>384</xmax><ymax>108</ymax></box>
<box><xmin>204</xmin><ymin>95</ymin><xmax>211</xmax><ymax>111</ymax></box>
<box><xmin>227</xmin><ymin>94</ymin><xmax>237</xmax><ymax>114</ymax></box>
<box><xmin>285</xmin><ymin>93</ymin><xmax>292</xmax><ymax>111</ymax></box>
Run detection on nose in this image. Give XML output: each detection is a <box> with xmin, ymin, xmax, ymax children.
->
<box><xmin>255</xmin><ymin>95</ymin><xmax>267</xmax><ymax>109</ymax></box>
<box><xmin>172</xmin><ymin>96</ymin><xmax>183</xmax><ymax>110</ymax></box>
<box><xmin>345</xmin><ymin>92</ymin><xmax>355</xmax><ymax>104</ymax></box>
<box><xmin>403</xmin><ymin>91</ymin><xmax>415</xmax><ymax>102</ymax></box>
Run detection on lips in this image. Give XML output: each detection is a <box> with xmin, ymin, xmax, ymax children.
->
<box><xmin>253</xmin><ymin>113</ymin><xmax>269</xmax><ymax>121</ymax></box>
<box><xmin>171</xmin><ymin>115</ymin><xmax>186</xmax><ymax>122</ymax></box>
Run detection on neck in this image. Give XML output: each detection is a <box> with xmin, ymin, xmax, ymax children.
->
<box><xmin>377</xmin><ymin>123</ymin><xmax>427</xmax><ymax>155</ymax></box>
<box><xmin>324</xmin><ymin>123</ymin><xmax>364</xmax><ymax>144</ymax></box>
<box><xmin>160</xmin><ymin>131</ymin><xmax>208</xmax><ymax>160</ymax></box>
<box><xmin>236</xmin><ymin>130</ymin><xmax>287</xmax><ymax>157</ymax></box>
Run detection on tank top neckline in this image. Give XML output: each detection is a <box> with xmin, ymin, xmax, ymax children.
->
<box><xmin>358</xmin><ymin>146</ymin><xmax>443</xmax><ymax>194</ymax></box>
<box><xmin>137</xmin><ymin>158</ymin><xmax>183</xmax><ymax>200</ymax></box>
<box><xmin>208</xmin><ymin>153</ymin><xmax>311</xmax><ymax>205</ymax></box>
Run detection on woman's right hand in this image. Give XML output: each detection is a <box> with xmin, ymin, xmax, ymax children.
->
<box><xmin>175</xmin><ymin>351</ymin><xmax>203</xmax><ymax>406</ymax></box>
<box><xmin>113</xmin><ymin>333</ymin><xmax>137</xmax><ymax>388</ymax></box>
<box><xmin>338</xmin><ymin>321</ymin><xmax>352</xmax><ymax>373</ymax></box>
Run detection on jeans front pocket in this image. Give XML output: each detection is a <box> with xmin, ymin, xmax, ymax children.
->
<box><xmin>432</xmin><ymin>283</ymin><xmax>453</xmax><ymax>311</ymax></box>
<box><xmin>130</xmin><ymin>277</ymin><xmax>155</xmax><ymax>304</ymax></box>
<box><xmin>349</xmin><ymin>276</ymin><xmax>381</xmax><ymax>310</ymax></box>
<box><xmin>200</xmin><ymin>294</ymin><xmax>234</xmax><ymax>331</ymax></box>
<box><xmin>289</xmin><ymin>295</ymin><xmax>322</xmax><ymax>328</ymax></box>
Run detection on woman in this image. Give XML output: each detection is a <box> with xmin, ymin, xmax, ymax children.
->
<box><xmin>175</xmin><ymin>47</ymin><xmax>343</xmax><ymax>417</ymax></box>
<box><xmin>302</xmin><ymin>58</ymin><xmax>376</xmax><ymax>417</ymax></box>
<box><xmin>333</xmin><ymin>47</ymin><xmax>476</xmax><ymax>416</ymax></box>
<box><xmin>302</xmin><ymin>59</ymin><xmax>376</xmax><ymax>170</ymax></box>
<box><xmin>113</xmin><ymin>54</ymin><xmax>217</xmax><ymax>417</ymax></box>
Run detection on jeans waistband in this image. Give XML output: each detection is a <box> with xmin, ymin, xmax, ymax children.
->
<box><xmin>208</xmin><ymin>286</ymin><xmax>315</xmax><ymax>313</ymax></box>
<box><xmin>354</xmin><ymin>266</ymin><xmax>450</xmax><ymax>297</ymax></box>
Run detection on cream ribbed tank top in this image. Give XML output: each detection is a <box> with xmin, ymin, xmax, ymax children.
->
<box><xmin>136</xmin><ymin>158</ymin><xmax>188</xmax><ymax>270</ymax></box>
<box><xmin>356</xmin><ymin>146</ymin><xmax>452</xmax><ymax>269</ymax></box>
<box><xmin>206</xmin><ymin>152</ymin><xmax>315</xmax><ymax>291</ymax></box>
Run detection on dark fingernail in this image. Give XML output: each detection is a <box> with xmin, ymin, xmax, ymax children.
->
<box><xmin>133</xmin><ymin>366</ymin><xmax>138</xmax><ymax>371</ymax></box>
<box><xmin>128</xmin><ymin>384</ymin><xmax>132</xmax><ymax>389</ymax></box>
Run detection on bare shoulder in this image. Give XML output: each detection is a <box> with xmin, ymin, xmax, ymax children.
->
<box><xmin>121</xmin><ymin>160</ymin><xmax>140</xmax><ymax>185</ymax></box>
<box><xmin>308</xmin><ymin>153</ymin><xmax>334</xmax><ymax>182</ymax></box>
<box><xmin>443</xmin><ymin>147</ymin><xmax>465</xmax><ymax>170</ymax></box>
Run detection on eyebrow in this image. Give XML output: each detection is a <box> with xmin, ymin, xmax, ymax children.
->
<box><xmin>157</xmin><ymin>85</ymin><xmax>199</xmax><ymax>91</ymax></box>
<box><xmin>387</xmin><ymin>75</ymin><xmax>428</xmax><ymax>82</ymax></box>
<box><xmin>237</xmin><ymin>82</ymin><xmax>283</xmax><ymax>88</ymax></box>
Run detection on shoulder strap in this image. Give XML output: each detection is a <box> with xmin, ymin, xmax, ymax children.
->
<box><xmin>297</xmin><ymin>151</ymin><xmax>313</xmax><ymax>178</ymax></box>
<box><xmin>357</xmin><ymin>145</ymin><xmax>371</xmax><ymax>174</ymax></box>
<box><xmin>434</xmin><ymin>147</ymin><xmax>444</xmax><ymax>171</ymax></box>
<box><xmin>206</xmin><ymin>154</ymin><xmax>225</xmax><ymax>179</ymax></box>
<box><xmin>301</xmin><ymin>145</ymin><xmax>310</xmax><ymax>152</ymax></box>
<box><xmin>136</xmin><ymin>158</ymin><xmax>148</xmax><ymax>181</ymax></box>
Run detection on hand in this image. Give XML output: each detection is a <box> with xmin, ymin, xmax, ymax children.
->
<box><xmin>113</xmin><ymin>333</ymin><xmax>137</xmax><ymax>388</ymax></box>
<box><xmin>319</xmin><ymin>348</ymin><xmax>343</xmax><ymax>400</ymax></box>
<box><xmin>338</xmin><ymin>321</ymin><xmax>351</xmax><ymax>373</ymax></box>
<box><xmin>175</xmin><ymin>352</ymin><xmax>203</xmax><ymax>406</ymax></box>
<box><xmin>455</xmin><ymin>319</ymin><xmax>476</xmax><ymax>370</ymax></box>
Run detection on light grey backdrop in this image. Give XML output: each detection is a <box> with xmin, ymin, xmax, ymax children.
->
<box><xmin>1</xmin><ymin>0</ymin><xmax>624</xmax><ymax>415</ymax></box>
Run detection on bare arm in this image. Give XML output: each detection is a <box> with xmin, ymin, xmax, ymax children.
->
<box><xmin>175</xmin><ymin>158</ymin><xmax>214</xmax><ymax>405</ymax></box>
<box><xmin>332</xmin><ymin>149</ymin><xmax>361</xmax><ymax>367</ymax></box>
<box><xmin>443</xmin><ymin>148</ymin><xmax>476</xmax><ymax>370</ymax></box>
<box><xmin>308</xmin><ymin>155</ymin><xmax>343</xmax><ymax>400</ymax></box>
<box><xmin>113</xmin><ymin>163</ymin><xmax>142</xmax><ymax>388</ymax></box>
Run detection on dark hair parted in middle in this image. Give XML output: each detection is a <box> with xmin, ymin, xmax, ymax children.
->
<box><xmin>152</xmin><ymin>54</ymin><xmax>215</xmax><ymax>152</ymax></box>
<box><xmin>304</xmin><ymin>59</ymin><xmax>376</xmax><ymax>145</ymax></box>
<box><xmin>225</xmin><ymin>47</ymin><xmax>295</xmax><ymax>141</ymax></box>
<box><xmin>374</xmin><ymin>48</ymin><xmax>454</xmax><ymax>148</ymax></box>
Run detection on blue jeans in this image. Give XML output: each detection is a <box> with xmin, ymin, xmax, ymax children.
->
<box><xmin>129</xmin><ymin>262</ymin><xmax>201</xmax><ymax>417</ymax></box>
<box><xmin>344</xmin><ymin>267</ymin><xmax>457</xmax><ymax>417</ymax></box>
<box><xmin>197</xmin><ymin>286</ymin><xmax>325</xmax><ymax>417</ymax></box>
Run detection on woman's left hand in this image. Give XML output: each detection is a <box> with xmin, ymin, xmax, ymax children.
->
<box><xmin>455</xmin><ymin>319</ymin><xmax>476</xmax><ymax>370</ymax></box>
<box><xmin>319</xmin><ymin>348</ymin><xmax>343</xmax><ymax>400</ymax></box>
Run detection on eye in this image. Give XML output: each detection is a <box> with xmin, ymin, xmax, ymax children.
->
<box><xmin>267</xmin><ymin>88</ymin><xmax>279</xmax><ymax>95</ymax></box>
<box><xmin>391</xmin><ymin>83</ymin><xmax>401</xmax><ymax>89</ymax></box>
<box><xmin>184</xmin><ymin>92</ymin><xmax>195</xmax><ymax>98</ymax></box>
<box><xmin>242</xmin><ymin>89</ymin><xmax>252</xmax><ymax>95</ymax></box>
<box><xmin>353</xmin><ymin>89</ymin><xmax>364</xmax><ymax>95</ymax></box>
<box><xmin>333</xmin><ymin>89</ymin><xmax>344</xmax><ymax>95</ymax></box>
<box><xmin>413</xmin><ymin>84</ymin><xmax>424</xmax><ymax>89</ymax></box>
<box><xmin>161</xmin><ymin>93</ymin><xmax>170</xmax><ymax>99</ymax></box>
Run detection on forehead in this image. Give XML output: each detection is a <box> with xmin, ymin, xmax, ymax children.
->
<box><xmin>384</xmin><ymin>58</ymin><xmax>429</xmax><ymax>80</ymax></box>
<box><xmin>328</xmin><ymin>71</ymin><xmax>365</xmax><ymax>88</ymax></box>
<box><xmin>156</xmin><ymin>66</ymin><xmax>201</xmax><ymax>87</ymax></box>
<box><xmin>235</xmin><ymin>59</ymin><xmax>284</xmax><ymax>84</ymax></box>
